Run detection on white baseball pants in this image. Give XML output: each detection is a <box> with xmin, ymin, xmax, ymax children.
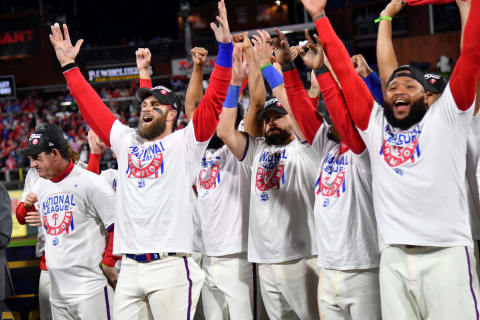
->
<box><xmin>39</xmin><ymin>270</ymin><xmax>53</xmax><ymax>320</ymax></box>
<box><xmin>258</xmin><ymin>257</ymin><xmax>319</xmax><ymax>320</ymax></box>
<box><xmin>380</xmin><ymin>245</ymin><xmax>480</xmax><ymax>320</ymax></box>
<box><xmin>202</xmin><ymin>252</ymin><xmax>255</xmax><ymax>320</ymax></box>
<box><xmin>317</xmin><ymin>267</ymin><xmax>381</xmax><ymax>320</ymax></box>
<box><xmin>51</xmin><ymin>285</ymin><xmax>113</xmax><ymax>320</ymax></box>
<box><xmin>113</xmin><ymin>255</ymin><xmax>205</xmax><ymax>320</ymax></box>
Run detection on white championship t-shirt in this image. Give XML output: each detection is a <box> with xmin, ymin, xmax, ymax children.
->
<box><xmin>100</xmin><ymin>168</ymin><xmax>118</xmax><ymax>191</ymax></box>
<box><xmin>359</xmin><ymin>84</ymin><xmax>474</xmax><ymax>250</ymax></box>
<box><xmin>311</xmin><ymin>124</ymin><xmax>379</xmax><ymax>270</ymax></box>
<box><xmin>467</xmin><ymin>113</ymin><xmax>480</xmax><ymax>240</ymax></box>
<box><xmin>110</xmin><ymin>120</ymin><xmax>208</xmax><ymax>254</ymax></box>
<box><xmin>37</xmin><ymin>165</ymin><xmax>115</xmax><ymax>303</ymax></box>
<box><xmin>242</xmin><ymin>135</ymin><xmax>317</xmax><ymax>263</ymax></box>
<box><xmin>195</xmin><ymin>145</ymin><xmax>251</xmax><ymax>256</ymax></box>
<box><xmin>21</xmin><ymin>168</ymin><xmax>45</xmax><ymax>258</ymax></box>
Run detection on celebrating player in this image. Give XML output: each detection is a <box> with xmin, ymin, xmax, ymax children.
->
<box><xmin>217</xmin><ymin>33</ymin><xmax>319</xmax><ymax>320</ymax></box>
<box><xmin>301</xmin><ymin>0</ymin><xmax>480</xmax><ymax>318</ymax></box>
<box><xmin>18</xmin><ymin>123</ymin><xmax>117</xmax><ymax>320</ymax></box>
<box><xmin>48</xmin><ymin>0</ymin><xmax>233</xmax><ymax>318</ymax></box>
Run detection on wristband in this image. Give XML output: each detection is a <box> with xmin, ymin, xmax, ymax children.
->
<box><xmin>216</xmin><ymin>42</ymin><xmax>234</xmax><ymax>68</ymax></box>
<box><xmin>374</xmin><ymin>16</ymin><xmax>392</xmax><ymax>23</ymax></box>
<box><xmin>262</xmin><ymin>65</ymin><xmax>284</xmax><ymax>89</ymax></box>
<box><xmin>281</xmin><ymin>61</ymin><xmax>296</xmax><ymax>73</ymax></box>
<box><xmin>61</xmin><ymin>63</ymin><xmax>78</xmax><ymax>73</ymax></box>
<box><xmin>313</xmin><ymin>13</ymin><xmax>326</xmax><ymax>21</ymax></box>
<box><xmin>260</xmin><ymin>63</ymin><xmax>272</xmax><ymax>71</ymax></box>
<box><xmin>223</xmin><ymin>85</ymin><xmax>241</xmax><ymax>108</ymax></box>
<box><xmin>314</xmin><ymin>65</ymin><xmax>329</xmax><ymax>76</ymax></box>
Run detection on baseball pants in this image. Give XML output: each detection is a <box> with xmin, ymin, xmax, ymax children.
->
<box><xmin>317</xmin><ymin>267</ymin><xmax>381</xmax><ymax>320</ymax></box>
<box><xmin>202</xmin><ymin>252</ymin><xmax>255</xmax><ymax>320</ymax></box>
<box><xmin>258</xmin><ymin>256</ymin><xmax>319</xmax><ymax>320</ymax></box>
<box><xmin>380</xmin><ymin>245</ymin><xmax>480</xmax><ymax>320</ymax></box>
<box><xmin>39</xmin><ymin>270</ymin><xmax>53</xmax><ymax>320</ymax></box>
<box><xmin>113</xmin><ymin>255</ymin><xmax>205</xmax><ymax>320</ymax></box>
<box><xmin>50</xmin><ymin>285</ymin><xmax>113</xmax><ymax>320</ymax></box>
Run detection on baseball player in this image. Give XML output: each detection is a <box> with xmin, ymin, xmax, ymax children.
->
<box><xmin>47</xmin><ymin>0</ymin><xmax>234</xmax><ymax>317</ymax></box>
<box><xmin>18</xmin><ymin>123</ymin><xmax>117</xmax><ymax>320</ymax></box>
<box><xmin>301</xmin><ymin>0</ymin><xmax>480</xmax><ymax>319</ymax></box>
<box><xmin>271</xmin><ymin>29</ymin><xmax>381</xmax><ymax>319</ymax></box>
<box><xmin>216</xmin><ymin>42</ymin><xmax>319</xmax><ymax>320</ymax></box>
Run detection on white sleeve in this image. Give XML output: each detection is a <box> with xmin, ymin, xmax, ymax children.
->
<box><xmin>431</xmin><ymin>83</ymin><xmax>474</xmax><ymax>132</ymax></box>
<box><xmin>183</xmin><ymin>121</ymin><xmax>210</xmax><ymax>164</ymax></box>
<box><xmin>86</xmin><ymin>173</ymin><xmax>116</xmax><ymax>229</ymax></box>
<box><xmin>358</xmin><ymin>102</ymin><xmax>384</xmax><ymax>154</ymax></box>
<box><xmin>239</xmin><ymin>134</ymin><xmax>260</xmax><ymax>167</ymax></box>
<box><xmin>20</xmin><ymin>169</ymin><xmax>39</xmax><ymax>202</ymax></box>
<box><xmin>110</xmin><ymin>120</ymin><xmax>132</xmax><ymax>157</ymax></box>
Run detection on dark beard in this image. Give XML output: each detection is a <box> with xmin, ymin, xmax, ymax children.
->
<box><xmin>138</xmin><ymin>112</ymin><xmax>168</xmax><ymax>140</ymax></box>
<box><xmin>207</xmin><ymin>134</ymin><xmax>225</xmax><ymax>150</ymax></box>
<box><xmin>265</xmin><ymin>128</ymin><xmax>292</xmax><ymax>146</ymax></box>
<box><xmin>383</xmin><ymin>98</ymin><xmax>427</xmax><ymax>130</ymax></box>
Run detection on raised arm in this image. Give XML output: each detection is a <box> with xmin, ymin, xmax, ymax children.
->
<box><xmin>376</xmin><ymin>0</ymin><xmax>405</xmax><ymax>89</ymax></box>
<box><xmin>272</xmin><ymin>28</ymin><xmax>323</xmax><ymax>144</ymax></box>
<box><xmin>136</xmin><ymin>48</ymin><xmax>153</xmax><ymax>89</ymax></box>
<box><xmin>301</xmin><ymin>0</ymin><xmax>375</xmax><ymax>131</ymax></box>
<box><xmin>217</xmin><ymin>45</ymin><xmax>249</xmax><ymax>160</ymax></box>
<box><xmin>50</xmin><ymin>23</ymin><xmax>116</xmax><ymax>146</ymax></box>
<box><xmin>185</xmin><ymin>47</ymin><xmax>208</xmax><ymax>120</ymax></box>
<box><xmin>449</xmin><ymin>0</ymin><xmax>480</xmax><ymax>111</ymax></box>
<box><xmin>352</xmin><ymin>54</ymin><xmax>384</xmax><ymax>105</ymax></box>
<box><xmin>192</xmin><ymin>0</ymin><xmax>233</xmax><ymax>142</ymax></box>
<box><xmin>86</xmin><ymin>129</ymin><xmax>106</xmax><ymax>175</ymax></box>
<box><xmin>309</xmin><ymin>70</ymin><xmax>321</xmax><ymax>108</ymax></box>
<box><xmin>242</xmin><ymin>33</ymin><xmax>266</xmax><ymax>137</ymax></box>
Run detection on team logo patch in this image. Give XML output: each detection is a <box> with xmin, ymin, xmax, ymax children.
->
<box><xmin>32</xmin><ymin>138</ymin><xmax>39</xmax><ymax>145</ymax></box>
<box><xmin>255</xmin><ymin>149</ymin><xmax>287</xmax><ymax>194</ymax></box>
<box><xmin>127</xmin><ymin>142</ymin><xmax>166</xmax><ymax>185</ymax></box>
<box><xmin>199</xmin><ymin>165</ymin><xmax>220</xmax><ymax>190</ymax></box>
<box><xmin>41</xmin><ymin>193</ymin><xmax>76</xmax><ymax>238</ymax></box>
<box><xmin>315</xmin><ymin>152</ymin><xmax>348</xmax><ymax>207</ymax></box>
<box><xmin>380</xmin><ymin>124</ymin><xmax>421</xmax><ymax>170</ymax></box>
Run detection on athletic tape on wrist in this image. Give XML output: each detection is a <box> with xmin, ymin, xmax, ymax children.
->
<box><xmin>223</xmin><ymin>85</ymin><xmax>241</xmax><ymax>108</ymax></box>
<box><xmin>262</xmin><ymin>65</ymin><xmax>284</xmax><ymax>89</ymax></box>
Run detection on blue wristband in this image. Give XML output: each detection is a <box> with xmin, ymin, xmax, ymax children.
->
<box><xmin>261</xmin><ymin>65</ymin><xmax>284</xmax><ymax>89</ymax></box>
<box><xmin>216</xmin><ymin>42</ymin><xmax>234</xmax><ymax>68</ymax></box>
<box><xmin>223</xmin><ymin>85</ymin><xmax>241</xmax><ymax>108</ymax></box>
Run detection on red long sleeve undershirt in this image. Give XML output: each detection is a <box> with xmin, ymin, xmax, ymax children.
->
<box><xmin>309</xmin><ymin>96</ymin><xmax>320</xmax><ymax>110</ymax></box>
<box><xmin>283</xmin><ymin>68</ymin><xmax>323</xmax><ymax>145</ymax></box>
<box><xmin>315</xmin><ymin>18</ymin><xmax>374</xmax><ymax>131</ymax></box>
<box><xmin>140</xmin><ymin>79</ymin><xmax>152</xmax><ymax>89</ymax></box>
<box><xmin>449</xmin><ymin>0</ymin><xmax>480</xmax><ymax>111</ymax></box>
<box><xmin>86</xmin><ymin>153</ymin><xmax>101</xmax><ymax>174</ymax></box>
<box><xmin>316</xmin><ymin>72</ymin><xmax>366</xmax><ymax>154</ymax></box>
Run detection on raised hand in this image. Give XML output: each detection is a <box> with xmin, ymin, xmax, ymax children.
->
<box><xmin>49</xmin><ymin>23</ymin><xmax>84</xmax><ymax>67</ymax></box>
<box><xmin>351</xmin><ymin>54</ymin><xmax>373</xmax><ymax>78</ymax></box>
<box><xmin>210</xmin><ymin>0</ymin><xmax>232</xmax><ymax>44</ymax></box>
<box><xmin>231</xmin><ymin>45</ymin><xmax>246</xmax><ymax>86</ymax></box>
<box><xmin>301</xmin><ymin>0</ymin><xmax>327</xmax><ymax>19</ymax></box>
<box><xmin>88</xmin><ymin>130</ymin><xmax>107</xmax><ymax>155</ymax></box>
<box><xmin>24</xmin><ymin>192</ymin><xmax>38</xmax><ymax>210</ymax></box>
<box><xmin>381</xmin><ymin>0</ymin><xmax>406</xmax><ymax>18</ymax></box>
<box><xmin>135</xmin><ymin>48</ymin><xmax>151</xmax><ymax>78</ymax></box>
<box><xmin>290</xmin><ymin>46</ymin><xmax>302</xmax><ymax>60</ymax></box>
<box><xmin>252</xmin><ymin>30</ymin><xmax>273</xmax><ymax>67</ymax></box>
<box><xmin>272</xmin><ymin>28</ymin><xmax>293</xmax><ymax>66</ymax></box>
<box><xmin>298</xmin><ymin>29</ymin><xmax>324</xmax><ymax>69</ymax></box>
<box><xmin>191</xmin><ymin>47</ymin><xmax>209</xmax><ymax>67</ymax></box>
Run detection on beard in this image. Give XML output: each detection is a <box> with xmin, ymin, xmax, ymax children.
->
<box><xmin>138</xmin><ymin>111</ymin><xmax>168</xmax><ymax>140</ymax></box>
<box><xmin>265</xmin><ymin>128</ymin><xmax>292</xmax><ymax>146</ymax></box>
<box><xmin>207</xmin><ymin>133</ymin><xmax>225</xmax><ymax>150</ymax></box>
<box><xmin>383</xmin><ymin>97</ymin><xmax>427</xmax><ymax>130</ymax></box>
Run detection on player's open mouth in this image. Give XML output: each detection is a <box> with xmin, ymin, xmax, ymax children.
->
<box><xmin>394</xmin><ymin>100</ymin><xmax>409</xmax><ymax>112</ymax></box>
<box><xmin>143</xmin><ymin>116</ymin><xmax>153</xmax><ymax>123</ymax></box>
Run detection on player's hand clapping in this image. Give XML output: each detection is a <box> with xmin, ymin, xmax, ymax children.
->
<box><xmin>252</xmin><ymin>30</ymin><xmax>273</xmax><ymax>67</ymax></box>
<box><xmin>49</xmin><ymin>23</ymin><xmax>84</xmax><ymax>67</ymax></box>
<box><xmin>210</xmin><ymin>0</ymin><xmax>232</xmax><ymax>44</ymax></box>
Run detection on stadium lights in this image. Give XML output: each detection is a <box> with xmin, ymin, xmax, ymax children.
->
<box><xmin>60</xmin><ymin>101</ymin><xmax>72</xmax><ymax>106</ymax></box>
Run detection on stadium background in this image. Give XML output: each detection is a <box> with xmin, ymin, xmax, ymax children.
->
<box><xmin>0</xmin><ymin>0</ymin><xmax>461</xmax><ymax>319</ymax></box>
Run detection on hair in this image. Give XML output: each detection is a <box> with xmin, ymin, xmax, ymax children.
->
<box><xmin>68</xmin><ymin>144</ymin><xmax>79</xmax><ymax>163</ymax></box>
